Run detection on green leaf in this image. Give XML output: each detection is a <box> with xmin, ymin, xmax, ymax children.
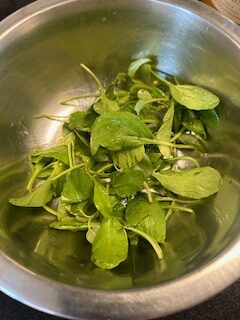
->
<box><xmin>117</xmin><ymin>91</ymin><xmax>131</xmax><ymax>106</ymax></box>
<box><xmin>148</xmin><ymin>153</ymin><xmax>163</xmax><ymax>171</ymax></box>
<box><xmin>93</xmin><ymin>147</ymin><xmax>111</xmax><ymax>162</ymax></box>
<box><xmin>135</xmin><ymin>154</ymin><xmax>154</xmax><ymax>177</ymax></box>
<box><xmin>115</xmin><ymin>72</ymin><xmax>132</xmax><ymax>90</ymax></box>
<box><xmin>111</xmin><ymin>145</ymin><xmax>145</xmax><ymax>169</ymax></box>
<box><xmin>138</xmin><ymin>105</ymin><xmax>160</xmax><ymax>125</ymax></box>
<box><xmin>9</xmin><ymin>180</ymin><xmax>53</xmax><ymax>207</ymax></box>
<box><xmin>86</xmin><ymin>221</ymin><xmax>101</xmax><ymax>244</ymax></box>
<box><xmin>137</xmin><ymin>89</ymin><xmax>152</xmax><ymax>100</ymax></box>
<box><xmin>119</xmin><ymin>101</ymin><xmax>136</xmax><ymax>113</ymax></box>
<box><xmin>37</xmin><ymin>167</ymin><xmax>54</xmax><ymax>178</ymax></box>
<box><xmin>183</xmin><ymin>118</ymin><xmax>205</xmax><ymax>136</ymax></box>
<box><xmin>170</xmin><ymin>85</ymin><xmax>220</xmax><ymax>110</ymax></box>
<box><xmin>151</xmin><ymin>86</ymin><xmax>169</xmax><ymax>99</ymax></box>
<box><xmin>31</xmin><ymin>145</ymin><xmax>69</xmax><ymax>165</ymax></box>
<box><xmin>178</xmin><ymin>133</ymin><xmax>206</xmax><ymax>153</ymax></box>
<box><xmin>128</xmin><ymin>58</ymin><xmax>151</xmax><ymax>78</ymax></box>
<box><xmin>61</xmin><ymin>168</ymin><xmax>94</xmax><ymax>203</ymax></box>
<box><xmin>50</xmin><ymin>217</ymin><xmax>88</xmax><ymax>231</ymax></box>
<box><xmin>66</xmin><ymin>201</ymin><xmax>88</xmax><ymax>217</ymax></box>
<box><xmin>56</xmin><ymin>200</ymin><xmax>69</xmax><ymax>220</ymax></box>
<box><xmin>93</xmin><ymin>95</ymin><xmax>119</xmax><ymax>115</ymax></box>
<box><xmin>112</xmin><ymin>202</ymin><xmax>125</xmax><ymax>219</ymax></box>
<box><xmin>153</xmin><ymin>166</ymin><xmax>222</xmax><ymax>199</ymax></box>
<box><xmin>181</xmin><ymin>110</ymin><xmax>205</xmax><ymax>136</ymax></box>
<box><xmin>156</xmin><ymin>101</ymin><xmax>174</xmax><ymax>158</ymax></box>
<box><xmin>75</xmin><ymin>132</ymin><xmax>91</xmax><ymax>158</ymax></box>
<box><xmin>173</xmin><ymin>105</ymin><xmax>183</xmax><ymax>132</ymax></box>
<box><xmin>91</xmin><ymin>218</ymin><xmax>128</xmax><ymax>269</ymax></box>
<box><xmin>93</xmin><ymin>181</ymin><xmax>112</xmax><ymax>218</ymax></box>
<box><xmin>136</xmin><ymin>63</ymin><xmax>153</xmax><ymax>84</ymax></box>
<box><xmin>68</xmin><ymin>111</ymin><xmax>97</xmax><ymax>132</ymax></box>
<box><xmin>52</xmin><ymin>169</ymin><xmax>66</xmax><ymax>197</ymax></box>
<box><xmin>90</xmin><ymin>111</ymin><xmax>152</xmax><ymax>154</ymax></box>
<box><xmin>134</xmin><ymin>98</ymin><xmax>157</xmax><ymax>115</ymax></box>
<box><xmin>105</xmin><ymin>83</ymin><xmax>116</xmax><ymax>100</ymax></box>
<box><xmin>125</xmin><ymin>195</ymin><xmax>166</xmax><ymax>243</ymax></box>
<box><xmin>199</xmin><ymin>109</ymin><xmax>219</xmax><ymax>128</ymax></box>
<box><xmin>111</xmin><ymin>169</ymin><xmax>144</xmax><ymax>197</ymax></box>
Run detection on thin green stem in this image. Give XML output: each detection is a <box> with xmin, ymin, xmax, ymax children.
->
<box><xmin>136</xmin><ymin>97</ymin><xmax>169</xmax><ymax>114</ymax></box>
<box><xmin>143</xmin><ymin>181</ymin><xmax>153</xmax><ymax>203</ymax></box>
<box><xmin>74</xmin><ymin>130</ymin><xmax>90</xmax><ymax>147</ymax></box>
<box><xmin>151</xmin><ymin>70</ymin><xmax>171</xmax><ymax>86</ymax></box>
<box><xmin>82</xmin><ymin>211</ymin><xmax>98</xmax><ymax>220</ymax></box>
<box><xmin>40</xmin><ymin>162</ymin><xmax>55</xmax><ymax>172</ymax></box>
<box><xmin>43</xmin><ymin>205</ymin><xmax>58</xmax><ymax>216</ymax></box>
<box><xmin>173</xmin><ymin>76</ymin><xmax>180</xmax><ymax>85</ymax></box>
<box><xmin>161</xmin><ymin>205</ymin><xmax>193</xmax><ymax>213</ymax></box>
<box><xmin>51</xmin><ymin>163</ymin><xmax>85</xmax><ymax>181</ymax></box>
<box><xmin>125</xmin><ymin>226</ymin><xmax>163</xmax><ymax>260</ymax></box>
<box><xmin>34</xmin><ymin>114</ymin><xmax>68</xmax><ymax>122</ymax></box>
<box><xmin>143</xmin><ymin>119</ymin><xmax>160</xmax><ymax>124</ymax></box>
<box><xmin>171</xmin><ymin>127</ymin><xmax>185</xmax><ymax>142</ymax></box>
<box><xmin>155</xmin><ymin>196</ymin><xmax>200</xmax><ymax>204</ymax></box>
<box><xmin>71</xmin><ymin>139</ymin><xmax>76</xmax><ymax>167</ymax></box>
<box><xmin>96</xmin><ymin>163</ymin><xmax>113</xmax><ymax>174</ymax></box>
<box><xmin>59</xmin><ymin>132</ymin><xmax>73</xmax><ymax>144</ymax></box>
<box><xmin>165</xmin><ymin>201</ymin><xmax>175</xmax><ymax>221</ymax></box>
<box><xmin>132</xmin><ymin>80</ymin><xmax>152</xmax><ymax>90</ymax></box>
<box><xmin>60</xmin><ymin>93</ymin><xmax>100</xmax><ymax>105</ymax></box>
<box><xmin>68</xmin><ymin>140</ymin><xmax>74</xmax><ymax>168</ymax></box>
<box><xmin>166</xmin><ymin>156</ymin><xmax>200</xmax><ymax>168</ymax></box>
<box><xmin>27</xmin><ymin>163</ymin><xmax>44</xmax><ymax>192</ymax></box>
<box><xmin>140</xmin><ymin>138</ymin><xmax>195</xmax><ymax>150</ymax></box>
<box><xmin>80</xmin><ymin>63</ymin><xmax>104</xmax><ymax>95</ymax></box>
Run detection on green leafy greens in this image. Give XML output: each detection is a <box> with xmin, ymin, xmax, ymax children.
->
<box><xmin>9</xmin><ymin>58</ymin><xmax>222</xmax><ymax>269</ymax></box>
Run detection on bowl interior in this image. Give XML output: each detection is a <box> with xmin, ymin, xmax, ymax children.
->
<box><xmin>0</xmin><ymin>0</ymin><xmax>240</xmax><ymax>290</ymax></box>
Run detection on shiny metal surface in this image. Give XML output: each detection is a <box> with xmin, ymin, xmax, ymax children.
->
<box><xmin>0</xmin><ymin>0</ymin><xmax>240</xmax><ymax>319</ymax></box>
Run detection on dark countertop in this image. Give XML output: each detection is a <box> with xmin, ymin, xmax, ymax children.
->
<box><xmin>0</xmin><ymin>1</ymin><xmax>239</xmax><ymax>319</ymax></box>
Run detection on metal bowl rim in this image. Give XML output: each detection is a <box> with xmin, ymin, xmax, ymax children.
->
<box><xmin>0</xmin><ymin>0</ymin><xmax>240</xmax><ymax>318</ymax></box>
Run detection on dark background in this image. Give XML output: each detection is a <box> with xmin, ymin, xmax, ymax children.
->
<box><xmin>0</xmin><ymin>1</ymin><xmax>239</xmax><ymax>319</ymax></box>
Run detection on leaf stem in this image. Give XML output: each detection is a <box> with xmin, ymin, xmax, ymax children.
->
<box><xmin>74</xmin><ymin>130</ymin><xmax>90</xmax><ymax>147</ymax></box>
<box><xmin>143</xmin><ymin>181</ymin><xmax>153</xmax><ymax>203</ymax></box>
<box><xmin>27</xmin><ymin>163</ymin><xmax>44</xmax><ymax>192</ymax></box>
<box><xmin>140</xmin><ymin>138</ymin><xmax>195</xmax><ymax>149</ymax></box>
<box><xmin>67</xmin><ymin>140</ymin><xmax>74</xmax><ymax>168</ymax></box>
<box><xmin>173</xmin><ymin>76</ymin><xmax>180</xmax><ymax>85</ymax></box>
<box><xmin>155</xmin><ymin>196</ymin><xmax>200</xmax><ymax>204</ymax></box>
<box><xmin>151</xmin><ymin>70</ymin><xmax>171</xmax><ymax>86</ymax></box>
<box><xmin>51</xmin><ymin>163</ymin><xmax>85</xmax><ymax>181</ymax></box>
<box><xmin>124</xmin><ymin>226</ymin><xmax>163</xmax><ymax>260</ymax></box>
<box><xmin>171</xmin><ymin>127</ymin><xmax>185</xmax><ymax>142</ymax></box>
<box><xmin>96</xmin><ymin>163</ymin><xmax>114</xmax><ymax>174</ymax></box>
<box><xmin>43</xmin><ymin>205</ymin><xmax>58</xmax><ymax>216</ymax></box>
<box><xmin>34</xmin><ymin>114</ymin><xmax>68</xmax><ymax>122</ymax></box>
<box><xmin>71</xmin><ymin>139</ymin><xmax>76</xmax><ymax>167</ymax></box>
<box><xmin>80</xmin><ymin>63</ymin><xmax>104</xmax><ymax>95</ymax></box>
<box><xmin>132</xmin><ymin>80</ymin><xmax>152</xmax><ymax>91</ymax></box>
<box><xmin>161</xmin><ymin>205</ymin><xmax>193</xmax><ymax>213</ymax></box>
<box><xmin>40</xmin><ymin>162</ymin><xmax>55</xmax><ymax>172</ymax></box>
<box><xmin>60</xmin><ymin>93</ymin><xmax>100</xmax><ymax>105</ymax></box>
<box><xmin>165</xmin><ymin>201</ymin><xmax>175</xmax><ymax>221</ymax></box>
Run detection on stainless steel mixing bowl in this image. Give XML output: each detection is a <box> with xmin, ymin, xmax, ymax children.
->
<box><xmin>0</xmin><ymin>0</ymin><xmax>240</xmax><ymax>319</ymax></box>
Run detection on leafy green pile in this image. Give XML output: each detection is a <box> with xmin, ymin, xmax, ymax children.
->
<box><xmin>9</xmin><ymin>58</ymin><xmax>222</xmax><ymax>269</ymax></box>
